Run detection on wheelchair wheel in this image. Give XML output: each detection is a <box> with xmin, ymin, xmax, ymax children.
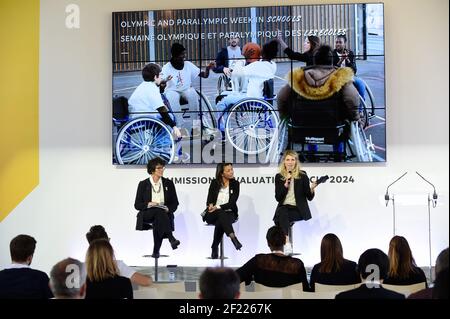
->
<box><xmin>216</xmin><ymin>74</ymin><xmax>232</xmax><ymax>96</ymax></box>
<box><xmin>225</xmin><ymin>98</ymin><xmax>279</xmax><ymax>155</ymax></box>
<box><xmin>196</xmin><ymin>89</ymin><xmax>217</xmax><ymax>130</ymax></box>
<box><xmin>265</xmin><ymin>117</ymin><xmax>289</xmax><ymax>163</ymax></box>
<box><xmin>115</xmin><ymin>117</ymin><xmax>175</xmax><ymax>165</ymax></box>
<box><xmin>358</xmin><ymin>78</ymin><xmax>376</xmax><ymax>128</ymax></box>
<box><xmin>348</xmin><ymin>121</ymin><xmax>375</xmax><ymax>162</ymax></box>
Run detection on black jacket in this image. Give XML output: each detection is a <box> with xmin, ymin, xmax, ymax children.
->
<box><xmin>134</xmin><ymin>177</ymin><xmax>179</xmax><ymax>230</ymax></box>
<box><xmin>206</xmin><ymin>178</ymin><xmax>240</xmax><ymax>216</ymax></box>
<box><xmin>335</xmin><ymin>284</ymin><xmax>405</xmax><ymax>299</ymax></box>
<box><xmin>213</xmin><ymin>47</ymin><xmax>229</xmax><ymax>74</ymax></box>
<box><xmin>332</xmin><ymin>49</ymin><xmax>357</xmax><ymax>74</ymax></box>
<box><xmin>275</xmin><ymin>172</ymin><xmax>314</xmax><ymax>221</ymax></box>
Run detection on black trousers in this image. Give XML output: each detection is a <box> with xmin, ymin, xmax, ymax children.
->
<box><xmin>273</xmin><ymin>205</ymin><xmax>302</xmax><ymax>237</ymax></box>
<box><xmin>203</xmin><ymin>209</ymin><xmax>237</xmax><ymax>249</ymax></box>
<box><xmin>136</xmin><ymin>208</ymin><xmax>174</xmax><ymax>255</ymax></box>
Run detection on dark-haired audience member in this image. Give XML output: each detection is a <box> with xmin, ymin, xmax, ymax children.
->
<box><xmin>408</xmin><ymin>247</ymin><xmax>448</xmax><ymax>299</ymax></box>
<box><xmin>277</xmin><ymin>34</ymin><xmax>320</xmax><ymax>66</ymax></box>
<box><xmin>85</xmin><ymin>239</ymin><xmax>133</xmax><ymax>299</ymax></box>
<box><xmin>335</xmin><ymin>248</ymin><xmax>405</xmax><ymax>299</ymax></box>
<box><xmin>0</xmin><ymin>234</ymin><xmax>53</xmax><ymax>299</ymax></box>
<box><xmin>236</xmin><ymin>226</ymin><xmax>309</xmax><ymax>291</ymax></box>
<box><xmin>309</xmin><ymin>233</ymin><xmax>360</xmax><ymax>291</ymax></box>
<box><xmin>216</xmin><ymin>40</ymin><xmax>278</xmax><ymax>112</ymax></box>
<box><xmin>384</xmin><ymin>236</ymin><xmax>427</xmax><ymax>286</ymax></box>
<box><xmin>127</xmin><ymin>62</ymin><xmax>181</xmax><ymax>138</ymax></box>
<box><xmin>203</xmin><ymin>163</ymin><xmax>242</xmax><ymax>258</ymax></box>
<box><xmin>432</xmin><ymin>267</ymin><xmax>449</xmax><ymax>299</ymax></box>
<box><xmin>85</xmin><ymin>225</ymin><xmax>152</xmax><ymax>286</ymax></box>
<box><xmin>199</xmin><ymin>267</ymin><xmax>240</xmax><ymax>299</ymax></box>
<box><xmin>134</xmin><ymin>157</ymin><xmax>180</xmax><ymax>258</ymax></box>
<box><xmin>50</xmin><ymin>258</ymin><xmax>86</xmax><ymax>299</ymax></box>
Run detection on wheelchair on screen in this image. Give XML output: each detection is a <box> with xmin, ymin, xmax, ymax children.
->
<box><xmin>112</xmin><ymin>90</ymin><xmax>217</xmax><ymax>165</ymax></box>
<box><xmin>269</xmin><ymin>91</ymin><xmax>376</xmax><ymax>163</ymax></box>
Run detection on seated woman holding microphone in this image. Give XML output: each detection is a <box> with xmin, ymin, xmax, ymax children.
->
<box><xmin>202</xmin><ymin>163</ymin><xmax>242</xmax><ymax>259</ymax></box>
<box><xmin>274</xmin><ymin>150</ymin><xmax>318</xmax><ymax>253</ymax></box>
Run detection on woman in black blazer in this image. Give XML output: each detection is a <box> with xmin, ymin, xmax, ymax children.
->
<box><xmin>274</xmin><ymin>150</ymin><xmax>317</xmax><ymax>244</ymax></box>
<box><xmin>134</xmin><ymin>157</ymin><xmax>180</xmax><ymax>258</ymax></box>
<box><xmin>203</xmin><ymin>162</ymin><xmax>242</xmax><ymax>259</ymax></box>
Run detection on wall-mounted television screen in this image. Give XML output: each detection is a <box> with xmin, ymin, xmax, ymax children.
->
<box><xmin>112</xmin><ymin>3</ymin><xmax>385</xmax><ymax>165</ymax></box>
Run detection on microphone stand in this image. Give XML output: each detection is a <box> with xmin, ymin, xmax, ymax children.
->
<box><xmin>385</xmin><ymin>172</ymin><xmax>408</xmax><ymax>236</ymax></box>
<box><xmin>416</xmin><ymin>171</ymin><xmax>438</xmax><ymax>282</ymax></box>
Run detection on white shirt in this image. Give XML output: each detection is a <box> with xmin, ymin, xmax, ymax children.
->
<box><xmin>128</xmin><ymin>81</ymin><xmax>164</xmax><ymax>116</ymax></box>
<box><xmin>232</xmin><ymin>60</ymin><xmax>276</xmax><ymax>98</ymax></box>
<box><xmin>216</xmin><ymin>186</ymin><xmax>230</xmax><ymax>207</ymax></box>
<box><xmin>283</xmin><ymin>178</ymin><xmax>296</xmax><ymax>206</ymax></box>
<box><xmin>161</xmin><ymin>61</ymin><xmax>200</xmax><ymax>92</ymax></box>
<box><xmin>149</xmin><ymin>176</ymin><xmax>165</xmax><ymax>205</ymax></box>
<box><xmin>227</xmin><ymin>46</ymin><xmax>242</xmax><ymax>67</ymax></box>
<box><xmin>3</xmin><ymin>263</ymin><xmax>30</xmax><ymax>270</ymax></box>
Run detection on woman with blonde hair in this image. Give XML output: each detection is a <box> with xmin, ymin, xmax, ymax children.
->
<box><xmin>273</xmin><ymin>150</ymin><xmax>317</xmax><ymax>252</ymax></box>
<box><xmin>384</xmin><ymin>236</ymin><xmax>427</xmax><ymax>286</ymax></box>
<box><xmin>85</xmin><ymin>239</ymin><xmax>133</xmax><ymax>299</ymax></box>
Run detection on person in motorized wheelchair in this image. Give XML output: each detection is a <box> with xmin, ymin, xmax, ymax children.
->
<box><xmin>127</xmin><ymin>62</ymin><xmax>182</xmax><ymax>139</ymax></box>
<box><xmin>277</xmin><ymin>44</ymin><xmax>360</xmax><ymax>162</ymax></box>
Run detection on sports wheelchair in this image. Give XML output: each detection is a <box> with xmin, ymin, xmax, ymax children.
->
<box><xmin>112</xmin><ymin>90</ymin><xmax>217</xmax><ymax>165</ymax></box>
<box><xmin>213</xmin><ymin>77</ymin><xmax>279</xmax><ymax>158</ymax></box>
<box><xmin>269</xmin><ymin>90</ymin><xmax>375</xmax><ymax>163</ymax></box>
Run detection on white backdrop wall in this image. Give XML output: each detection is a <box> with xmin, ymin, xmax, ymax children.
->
<box><xmin>0</xmin><ymin>0</ymin><xmax>448</xmax><ymax>273</ymax></box>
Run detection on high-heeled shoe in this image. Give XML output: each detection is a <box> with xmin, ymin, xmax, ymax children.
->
<box><xmin>211</xmin><ymin>247</ymin><xmax>219</xmax><ymax>259</ymax></box>
<box><xmin>231</xmin><ymin>236</ymin><xmax>242</xmax><ymax>250</ymax></box>
<box><xmin>169</xmin><ymin>238</ymin><xmax>180</xmax><ymax>250</ymax></box>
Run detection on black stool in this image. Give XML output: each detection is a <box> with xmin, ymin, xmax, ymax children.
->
<box><xmin>142</xmin><ymin>222</ymin><xmax>168</xmax><ymax>282</ymax></box>
<box><xmin>205</xmin><ymin>224</ymin><xmax>228</xmax><ymax>267</ymax></box>
<box><xmin>288</xmin><ymin>222</ymin><xmax>301</xmax><ymax>256</ymax></box>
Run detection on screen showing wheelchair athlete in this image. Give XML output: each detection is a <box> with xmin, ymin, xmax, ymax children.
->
<box><xmin>277</xmin><ymin>44</ymin><xmax>364</xmax><ymax>162</ymax></box>
<box><xmin>127</xmin><ymin>63</ymin><xmax>182</xmax><ymax>140</ymax></box>
<box><xmin>161</xmin><ymin>43</ymin><xmax>215</xmax><ymax>134</ymax></box>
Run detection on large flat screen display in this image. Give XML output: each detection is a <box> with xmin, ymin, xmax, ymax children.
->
<box><xmin>112</xmin><ymin>3</ymin><xmax>385</xmax><ymax>165</ymax></box>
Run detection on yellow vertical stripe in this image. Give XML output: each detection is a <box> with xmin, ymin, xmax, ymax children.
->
<box><xmin>0</xmin><ymin>0</ymin><xmax>40</xmax><ymax>221</ymax></box>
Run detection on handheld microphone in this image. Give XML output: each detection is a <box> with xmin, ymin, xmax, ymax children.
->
<box><xmin>385</xmin><ymin>172</ymin><xmax>408</xmax><ymax>207</ymax></box>
<box><xmin>287</xmin><ymin>171</ymin><xmax>292</xmax><ymax>184</ymax></box>
<box><xmin>416</xmin><ymin>171</ymin><xmax>438</xmax><ymax>207</ymax></box>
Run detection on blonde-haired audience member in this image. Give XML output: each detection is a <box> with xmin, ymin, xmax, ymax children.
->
<box><xmin>85</xmin><ymin>239</ymin><xmax>133</xmax><ymax>299</ymax></box>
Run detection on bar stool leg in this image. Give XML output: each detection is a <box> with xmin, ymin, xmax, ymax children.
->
<box><xmin>220</xmin><ymin>235</ymin><xmax>225</xmax><ymax>267</ymax></box>
<box><xmin>154</xmin><ymin>257</ymin><xmax>159</xmax><ymax>282</ymax></box>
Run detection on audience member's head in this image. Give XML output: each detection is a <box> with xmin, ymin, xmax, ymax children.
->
<box><xmin>85</xmin><ymin>239</ymin><xmax>119</xmax><ymax>282</ymax></box>
<box><xmin>262</xmin><ymin>40</ymin><xmax>279</xmax><ymax>61</ymax></box>
<box><xmin>199</xmin><ymin>267</ymin><xmax>240</xmax><ymax>299</ymax></box>
<box><xmin>388</xmin><ymin>235</ymin><xmax>417</xmax><ymax>279</ymax></box>
<box><xmin>358</xmin><ymin>248</ymin><xmax>389</xmax><ymax>281</ymax></box>
<box><xmin>10</xmin><ymin>234</ymin><xmax>36</xmax><ymax>265</ymax></box>
<box><xmin>50</xmin><ymin>258</ymin><xmax>86</xmax><ymax>299</ymax></box>
<box><xmin>435</xmin><ymin>247</ymin><xmax>449</xmax><ymax>278</ymax></box>
<box><xmin>86</xmin><ymin>225</ymin><xmax>109</xmax><ymax>244</ymax></box>
<box><xmin>432</xmin><ymin>267</ymin><xmax>449</xmax><ymax>299</ymax></box>
<box><xmin>313</xmin><ymin>45</ymin><xmax>333</xmax><ymax>66</ymax></box>
<box><xmin>266</xmin><ymin>226</ymin><xmax>286</xmax><ymax>251</ymax></box>
<box><xmin>142</xmin><ymin>63</ymin><xmax>162</xmax><ymax>82</ymax></box>
<box><xmin>319</xmin><ymin>233</ymin><xmax>344</xmax><ymax>273</ymax></box>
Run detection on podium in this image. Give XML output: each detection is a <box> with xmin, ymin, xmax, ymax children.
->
<box><xmin>384</xmin><ymin>172</ymin><xmax>440</xmax><ymax>281</ymax></box>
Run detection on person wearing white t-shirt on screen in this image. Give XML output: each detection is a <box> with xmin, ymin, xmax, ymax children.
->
<box><xmin>128</xmin><ymin>63</ymin><xmax>181</xmax><ymax>139</ymax></box>
<box><xmin>161</xmin><ymin>43</ymin><xmax>215</xmax><ymax>117</ymax></box>
<box><xmin>85</xmin><ymin>225</ymin><xmax>152</xmax><ymax>287</ymax></box>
